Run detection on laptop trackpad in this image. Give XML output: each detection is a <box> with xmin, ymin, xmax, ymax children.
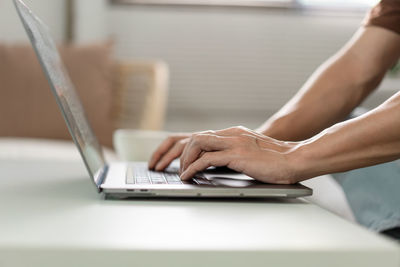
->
<box><xmin>195</xmin><ymin>171</ymin><xmax>261</xmax><ymax>187</ymax></box>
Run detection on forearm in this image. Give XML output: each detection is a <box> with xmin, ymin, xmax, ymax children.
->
<box><xmin>293</xmin><ymin>92</ymin><xmax>400</xmax><ymax>180</ymax></box>
<box><xmin>258</xmin><ymin>55</ymin><xmax>382</xmax><ymax>141</ymax></box>
<box><xmin>177</xmin><ymin>92</ymin><xmax>400</xmax><ymax>184</ymax></box>
<box><xmin>258</xmin><ymin>27</ymin><xmax>400</xmax><ymax>141</ymax></box>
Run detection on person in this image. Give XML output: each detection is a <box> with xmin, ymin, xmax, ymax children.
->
<box><xmin>149</xmin><ymin>0</ymin><xmax>400</xmax><ymax>239</ymax></box>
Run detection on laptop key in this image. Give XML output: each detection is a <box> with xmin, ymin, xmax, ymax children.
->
<box><xmin>149</xmin><ymin>171</ymin><xmax>167</xmax><ymax>184</ymax></box>
<box><xmin>149</xmin><ymin>171</ymin><xmax>164</xmax><ymax>178</ymax></box>
<box><xmin>136</xmin><ymin>179</ymin><xmax>151</xmax><ymax>184</ymax></box>
<box><xmin>126</xmin><ymin>167</ymin><xmax>135</xmax><ymax>184</ymax></box>
<box><xmin>165</xmin><ymin>173</ymin><xmax>183</xmax><ymax>184</ymax></box>
<box><xmin>131</xmin><ymin>164</ymin><xmax>151</xmax><ymax>184</ymax></box>
<box><xmin>129</xmin><ymin>164</ymin><xmax>180</xmax><ymax>185</ymax></box>
<box><xmin>151</xmin><ymin>176</ymin><xmax>166</xmax><ymax>182</ymax></box>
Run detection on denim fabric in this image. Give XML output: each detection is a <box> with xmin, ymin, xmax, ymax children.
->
<box><xmin>332</xmin><ymin>160</ymin><xmax>400</xmax><ymax>232</ymax></box>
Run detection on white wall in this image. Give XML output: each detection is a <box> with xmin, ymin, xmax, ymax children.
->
<box><xmin>108</xmin><ymin>6</ymin><xmax>400</xmax><ymax>131</ymax></box>
<box><xmin>74</xmin><ymin>0</ymin><xmax>109</xmax><ymax>44</ymax></box>
<box><xmin>0</xmin><ymin>0</ymin><xmax>66</xmax><ymax>42</ymax></box>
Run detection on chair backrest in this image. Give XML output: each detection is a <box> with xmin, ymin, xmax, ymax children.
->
<box><xmin>112</xmin><ymin>60</ymin><xmax>169</xmax><ymax>131</ymax></box>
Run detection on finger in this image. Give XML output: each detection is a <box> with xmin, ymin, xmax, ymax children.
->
<box><xmin>180</xmin><ymin>150</ymin><xmax>205</xmax><ymax>174</ymax></box>
<box><xmin>181</xmin><ymin>134</ymin><xmax>233</xmax><ymax>174</ymax></box>
<box><xmin>155</xmin><ymin>139</ymin><xmax>188</xmax><ymax>171</ymax></box>
<box><xmin>180</xmin><ymin>134</ymin><xmax>226</xmax><ymax>173</ymax></box>
<box><xmin>214</xmin><ymin>126</ymin><xmax>247</xmax><ymax>136</ymax></box>
<box><xmin>178</xmin><ymin>131</ymin><xmax>213</xmax><ymax>173</ymax></box>
<box><xmin>149</xmin><ymin>136</ymin><xmax>181</xmax><ymax>169</ymax></box>
<box><xmin>180</xmin><ymin>151</ymin><xmax>230</xmax><ymax>180</ymax></box>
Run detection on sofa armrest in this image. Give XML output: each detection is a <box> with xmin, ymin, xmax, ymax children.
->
<box><xmin>112</xmin><ymin>61</ymin><xmax>169</xmax><ymax>131</ymax></box>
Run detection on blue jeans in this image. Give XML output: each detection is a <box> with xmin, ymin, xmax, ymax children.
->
<box><xmin>332</xmin><ymin>160</ymin><xmax>400</xmax><ymax>232</ymax></box>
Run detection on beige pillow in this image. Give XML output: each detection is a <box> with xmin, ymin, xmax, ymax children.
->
<box><xmin>0</xmin><ymin>43</ymin><xmax>114</xmax><ymax>147</ymax></box>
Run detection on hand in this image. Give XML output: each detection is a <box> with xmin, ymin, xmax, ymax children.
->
<box><xmin>148</xmin><ymin>133</ymin><xmax>193</xmax><ymax>171</ymax></box>
<box><xmin>148</xmin><ymin>127</ymin><xmax>283</xmax><ymax>172</ymax></box>
<box><xmin>179</xmin><ymin>126</ymin><xmax>303</xmax><ymax>184</ymax></box>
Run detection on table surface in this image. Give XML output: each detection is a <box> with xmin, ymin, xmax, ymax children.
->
<box><xmin>0</xmin><ymin>143</ymin><xmax>399</xmax><ymax>267</ymax></box>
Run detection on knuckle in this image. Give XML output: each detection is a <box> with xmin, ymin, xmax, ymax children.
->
<box><xmin>187</xmin><ymin>135</ymin><xmax>197</xmax><ymax>146</ymax></box>
<box><xmin>196</xmin><ymin>130</ymin><xmax>215</xmax><ymax>137</ymax></box>
<box><xmin>192</xmin><ymin>133</ymin><xmax>200</xmax><ymax>139</ymax></box>
<box><xmin>232</xmin><ymin>126</ymin><xmax>247</xmax><ymax>133</ymax></box>
<box><xmin>191</xmin><ymin>136</ymin><xmax>199</xmax><ymax>145</ymax></box>
<box><xmin>204</xmin><ymin>130</ymin><xmax>215</xmax><ymax>135</ymax></box>
<box><xmin>226</xmin><ymin>126</ymin><xmax>241</xmax><ymax>134</ymax></box>
<box><xmin>192</xmin><ymin>134</ymin><xmax>204</xmax><ymax>145</ymax></box>
<box><xmin>178</xmin><ymin>139</ymin><xmax>187</xmax><ymax>146</ymax></box>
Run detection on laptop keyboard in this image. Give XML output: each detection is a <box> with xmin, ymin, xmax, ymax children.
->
<box><xmin>126</xmin><ymin>163</ymin><xmax>182</xmax><ymax>185</ymax></box>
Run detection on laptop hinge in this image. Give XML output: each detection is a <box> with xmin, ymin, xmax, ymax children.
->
<box><xmin>95</xmin><ymin>165</ymin><xmax>109</xmax><ymax>193</ymax></box>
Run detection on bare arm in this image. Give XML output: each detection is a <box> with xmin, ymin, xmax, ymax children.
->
<box><xmin>292</xmin><ymin>91</ymin><xmax>400</xmax><ymax>180</ymax></box>
<box><xmin>258</xmin><ymin>27</ymin><xmax>400</xmax><ymax>141</ymax></box>
<box><xmin>151</xmin><ymin>26</ymin><xmax>400</xmax><ymax>184</ymax></box>
<box><xmin>178</xmin><ymin>27</ymin><xmax>400</xmax><ymax>183</ymax></box>
<box><xmin>179</xmin><ymin>92</ymin><xmax>400</xmax><ymax>183</ymax></box>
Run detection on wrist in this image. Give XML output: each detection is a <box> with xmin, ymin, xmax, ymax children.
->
<box><xmin>285</xmin><ymin>140</ymin><xmax>319</xmax><ymax>183</ymax></box>
<box><xmin>286</xmin><ymin>125</ymin><xmax>343</xmax><ymax>182</ymax></box>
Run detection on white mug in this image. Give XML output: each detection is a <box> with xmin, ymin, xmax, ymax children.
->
<box><xmin>113</xmin><ymin>129</ymin><xmax>169</xmax><ymax>162</ymax></box>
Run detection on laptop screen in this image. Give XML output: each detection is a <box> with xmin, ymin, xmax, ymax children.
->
<box><xmin>14</xmin><ymin>0</ymin><xmax>107</xmax><ymax>188</ymax></box>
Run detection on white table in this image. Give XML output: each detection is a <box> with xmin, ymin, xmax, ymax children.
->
<box><xmin>0</xmin><ymin>140</ymin><xmax>399</xmax><ymax>267</ymax></box>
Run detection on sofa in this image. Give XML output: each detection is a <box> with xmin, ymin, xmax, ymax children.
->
<box><xmin>0</xmin><ymin>42</ymin><xmax>169</xmax><ymax>147</ymax></box>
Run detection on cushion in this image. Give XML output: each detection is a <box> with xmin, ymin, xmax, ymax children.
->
<box><xmin>0</xmin><ymin>43</ymin><xmax>115</xmax><ymax>147</ymax></box>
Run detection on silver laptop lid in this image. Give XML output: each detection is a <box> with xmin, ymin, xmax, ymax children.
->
<box><xmin>14</xmin><ymin>0</ymin><xmax>107</xmax><ymax>190</ymax></box>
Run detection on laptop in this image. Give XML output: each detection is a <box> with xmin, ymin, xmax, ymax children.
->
<box><xmin>14</xmin><ymin>0</ymin><xmax>312</xmax><ymax>199</ymax></box>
